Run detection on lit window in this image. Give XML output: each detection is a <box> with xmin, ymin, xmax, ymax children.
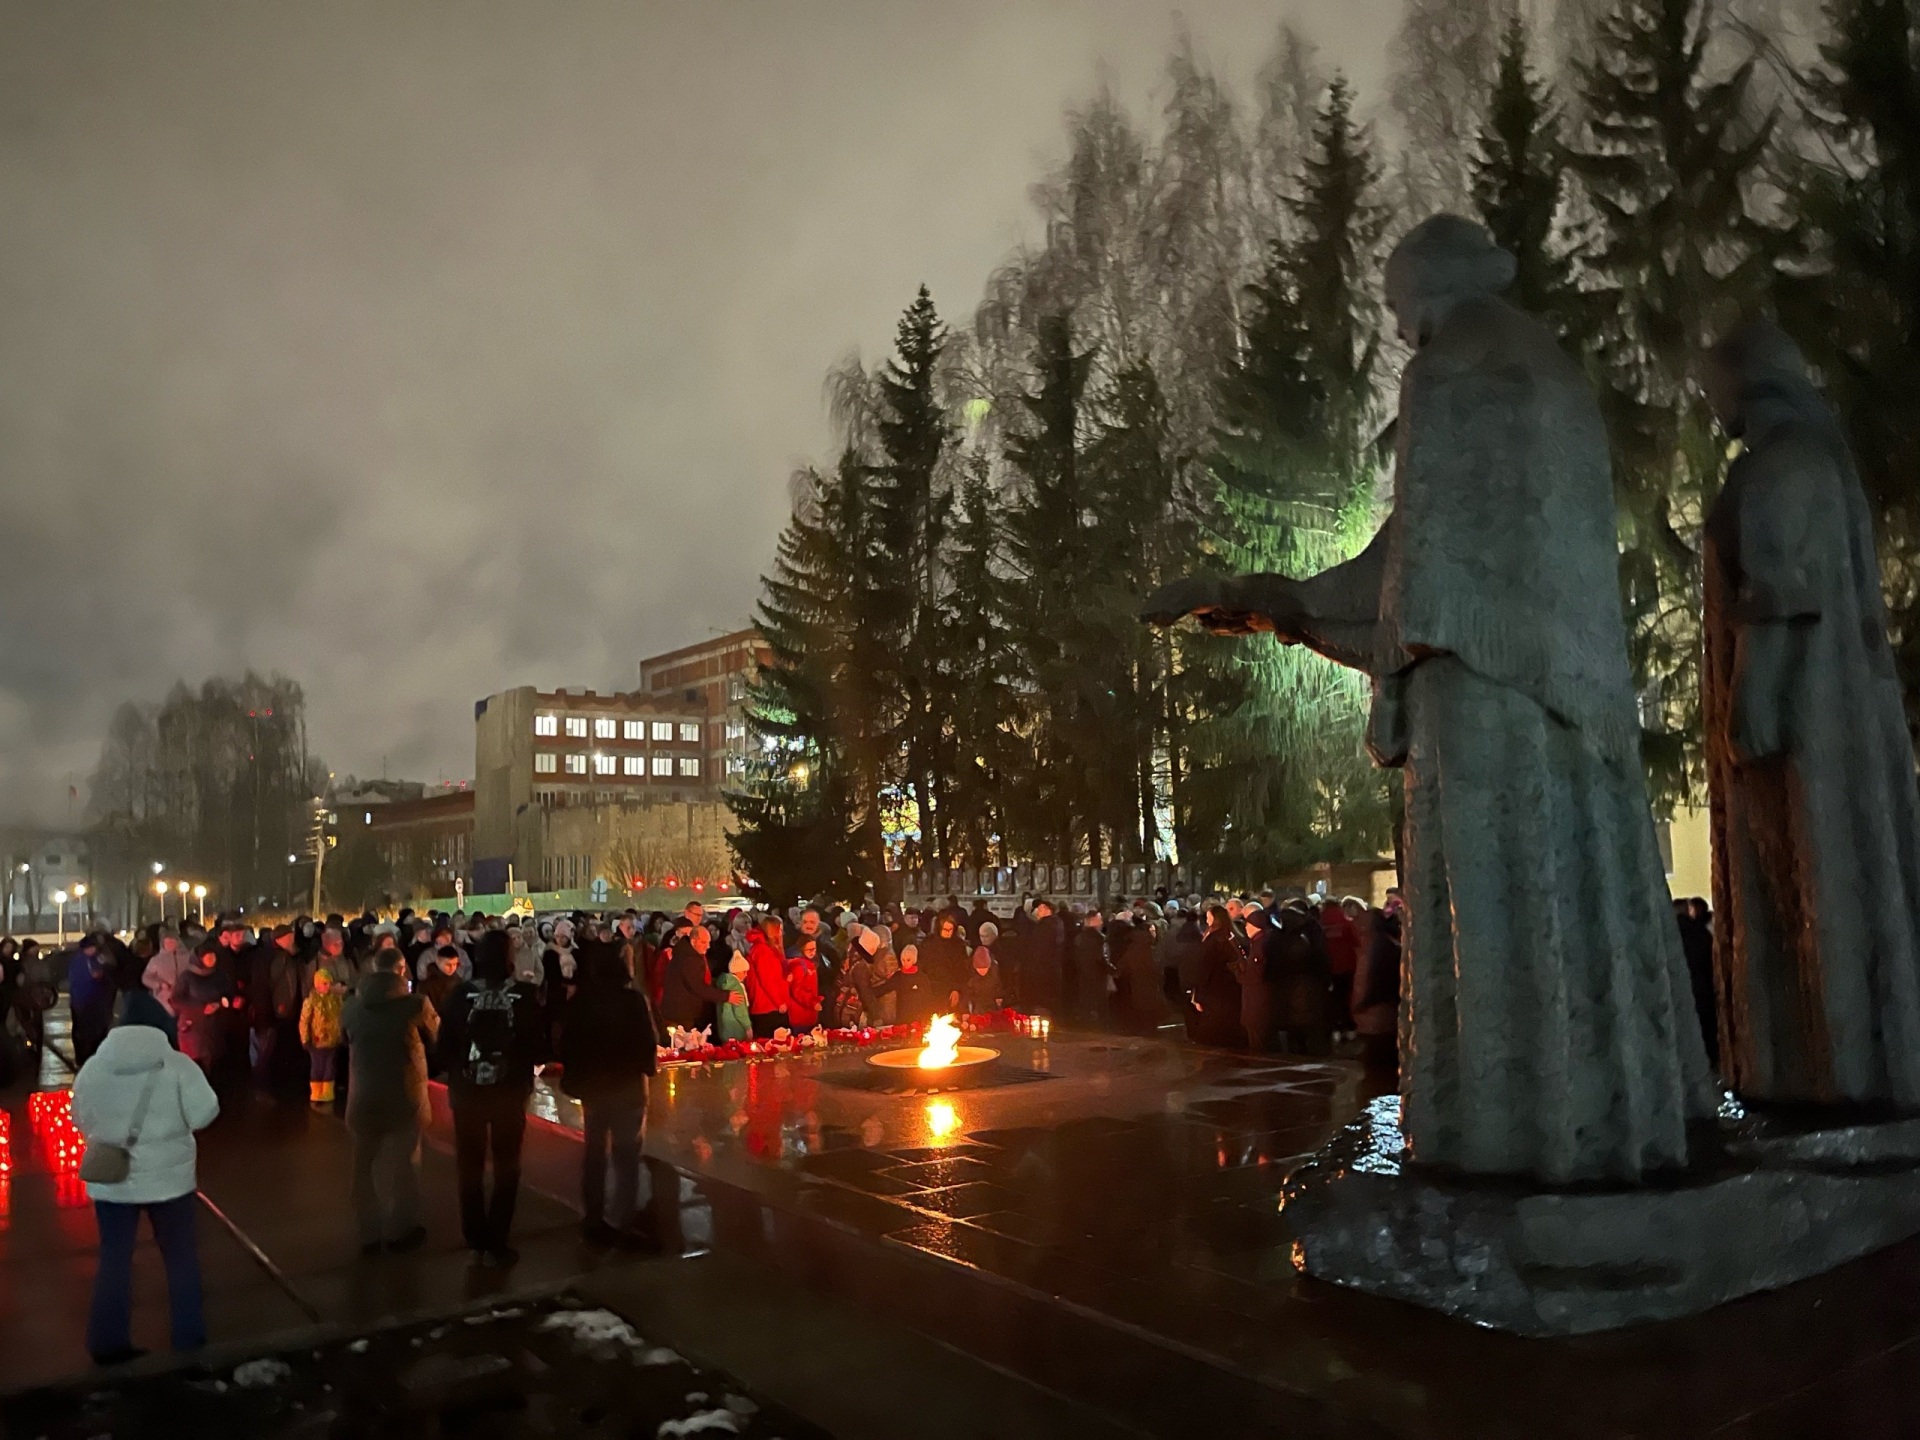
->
<box><xmin>564</xmin><ymin>754</ymin><xmax>587</xmax><ymax>775</ymax></box>
<box><xmin>534</xmin><ymin>714</ymin><xmax>558</xmax><ymax>737</ymax></box>
<box><xmin>725</xmin><ymin>721</ymin><xmax>746</xmax><ymax>742</ymax></box>
<box><xmin>651</xmin><ymin>721</ymin><xmax>672</xmax><ymax>742</ymax></box>
<box><xmin>594</xmin><ymin>717</ymin><xmax>616</xmax><ymax>739</ymax></box>
<box><xmin>726</xmin><ymin>756</ymin><xmax>746</xmax><ymax>775</ymax></box>
<box><xmin>728</xmin><ymin>677</ymin><xmax>745</xmax><ymax>701</ymax></box>
<box><xmin>679</xmin><ymin>722</ymin><xmax>700</xmax><ymax>743</ymax></box>
<box><xmin>534</xmin><ymin>753</ymin><xmax>557</xmax><ymax>774</ymax></box>
<box><xmin>623</xmin><ymin>720</ymin><xmax>644</xmax><ymax>740</ymax></box>
<box><xmin>651</xmin><ymin>755</ymin><xmax>673</xmax><ymax>776</ymax></box>
<box><xmin>564</xmin><ymin>716</ymin><xmax>588</xmax><ymax>738</ymax></box>
<box><xmin>593</xmin><ymin>754</ymin><xmax>616</xmax><ymax>775</ymax></box>
<box><xmin>623</xmin><ymin>756</ymin><xmax>644</xmax><ymax>776</ymax></box>
<box><xmin>678</xmin><ymin>757</ymin><xmax>701</xmax><ymax>778</ymax></box>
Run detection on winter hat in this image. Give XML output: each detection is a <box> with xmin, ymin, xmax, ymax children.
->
<box><xmin>857</xmin><ymin>927</ymin><xmax>882</xmax><ymax>956</ymax></box>
<box><xmin>553</xmin><ymin>918</ymin><xmax>575</xmax><ymax>947</ymax></box>
<box><xmin>728</xmin><ymin>953</ymin><xmax>750</xmax><ymax>979</ymax></box>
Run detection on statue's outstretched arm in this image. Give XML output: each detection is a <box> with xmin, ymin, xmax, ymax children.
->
<box><xmin>1140</xmin><ymin>518</ymin><xmax>1391</xmax><ymax>676</ymax></box>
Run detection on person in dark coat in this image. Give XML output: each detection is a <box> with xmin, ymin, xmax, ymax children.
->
<box><xmin>248</xmin><ymin>926</ymin><xmax>304</xmax><ymax>1094</ymax></box>
<box><xmin>1113</xmin><ymin>915</ymin><xmax>1168</xmax><ymax>1033</ymax></box>
<box><xmin>340</xmin><ymin>957</ymin><xmax>439</xmax><ymax>1254</ymax></box>
<box><xmin>1190</xmin><ymin>907</ymin><xmax>1244</xmax><ymax>1048</ymax></box>
<box><xmin>1234</xmin><ymin>909</ymin><xmax>1277</xmax><ymax>1053</ymax></box>
<box><xmin>1352</xmin><ymin>903</ymin><xmax>1403</xmax><ymax>1076</ymax></box>
<box><xmin>1269</xmin><ymin>902</ymin><xmax>1333</xmax><ymax>1056</ymax></box>
<box><xmin>965</xmin><ymin>900</ymin><xmax>995</xmax><ymax>944</ymax></box>
<box><xmin>960</xmin><ymin>925</ymin><xmax>1004</xmax><ymax>1015</ymax></box>
<box><xmin>919</xmin><ymin>915</ymin><xmax>971</xmax><ymax>1014</ymax></box>
<box><xmin>437</xmin><ymin>931</ymin><xmax>543</xmax><ymax>1266</ymax></box>
<box><xmin>893</xmin><ymin>945</ymin><xmax>935</xmax><ymax>1026</ymax></box>
<box><xmin>1071</xmin><ymin>913</ymin><xmax>1110</xmax><ymax>1027</ymax></box>
<box><xmin>1675</xmin><ymin>897</ymin><xmax>1719</xmax><ymax>1071</ymax></box>
<box><xmin>1022</xmin><ymin>901</ymin><xmax>1066</xmax><ymax>1016</ymax></box>
<box><xmin>171</xmin><ymin>943</ymin><xmax>234</xmax><ymax>1079</ymax></box>
<box><xmin>559</xmin><ymin>940</ymin><xmax>658</xmax><ymax>1248</ymax></box>
<box><xmin>68</xmin><ymin>935</ymin><xmax>119</xmax><ymax>1070</ymax></box>
<box><xmin>657</xmin><ymin>926</ymin><xmax>745</xmax><ymax>1038</ymax></box>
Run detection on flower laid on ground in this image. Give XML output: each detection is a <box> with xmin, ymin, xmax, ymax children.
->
<box><xmin>646</xmin><ymin>1009</ymin><xmax>1029</xmax><ymax>1069</ymax></box>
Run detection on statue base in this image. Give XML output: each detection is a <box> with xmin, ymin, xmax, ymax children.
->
<box><xmin>1278</xmin><ymin>1096</ymin><xmax>1920</xmax><ymax>1337</ymax></box>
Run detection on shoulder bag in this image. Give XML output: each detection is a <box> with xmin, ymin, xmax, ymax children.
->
<box><xmin>78</xmin><ymin>1066</ymin><xmax>162</xmax><ymax>1185</ymax></box>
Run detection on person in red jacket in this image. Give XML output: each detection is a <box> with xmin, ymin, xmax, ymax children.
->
<box><xmin>1317</xmin><ymin>898</ymin><xmax>1359</xmax><ymax>1037</ymax></box>
<box><xmin>785</xmin><ymin>939</ymin><xmax>823</xmax><ymax>1029</ymax></box>
<box><xmin>744</xmin><ymin>914</ymin><xmax>792</xmax><ymax>1039</ymax></box>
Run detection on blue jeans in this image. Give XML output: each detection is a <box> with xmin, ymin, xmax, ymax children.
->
<box><xmin>88</xmin><ymin>1194</ymin><xmax>205</xmax><ymax>1359</ymax></box>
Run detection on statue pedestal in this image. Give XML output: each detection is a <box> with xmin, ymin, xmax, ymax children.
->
<box><xmin>1279</xmin><ymin>1096</ymin><xmax>1920</xmax><ymax>1336</ymax></box>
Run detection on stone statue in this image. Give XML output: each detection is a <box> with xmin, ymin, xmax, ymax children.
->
<box><xmin>1145</xmin><ymin>214</ymin><xmax>1714</xmax><ymax>1184</ymax></box>
<box><xmin>1700</xmin><ymin>321</ymin><xmax>1920</xmax><ymax>1108</ymax></box>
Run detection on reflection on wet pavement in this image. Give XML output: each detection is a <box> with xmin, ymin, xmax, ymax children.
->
<box><xmin>525</xmin><ymin>1028</ymin><xmax>1920</xmax><ymax>1439</ymax></box>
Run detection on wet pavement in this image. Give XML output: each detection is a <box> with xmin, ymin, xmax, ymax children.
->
<box><xmin>7</xmin><ymin>1013</ymin><xmax>1920</xmax><ymax>1436</ymax></box>
<box><xmin>0</xmin><ymin>1010</ymin><xmax>1130</xmax><ymax>1440</ymax></box>
<box><xmin>510</xmin><ymin>1028</ymin><xmax>1920</xmax><ymax>1439</ymax></box>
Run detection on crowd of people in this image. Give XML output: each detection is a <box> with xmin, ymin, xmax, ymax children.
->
<box><xmin>4</xmin><ymin>880</ymin><xmax>1429</xmax><ymax>1366</ymax></box>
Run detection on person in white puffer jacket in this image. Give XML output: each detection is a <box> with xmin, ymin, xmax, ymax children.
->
<box><xmin>70</xmin><ymin>1016</ymin><xmax>221</xmax><ymax>1365</ymax></box>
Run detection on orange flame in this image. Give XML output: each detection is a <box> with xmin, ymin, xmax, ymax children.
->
<box><xmin>918</xmin><ymin>1013</ymin><xmax>962</xmax><ymax>1069</ymax></box>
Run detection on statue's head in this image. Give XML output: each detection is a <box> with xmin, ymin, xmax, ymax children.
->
<box><xmin>1703</xmin><ymin>320</ymin><xmax>1810</xmax><ymax>438</ymax></box>
<box><xmin>1385</xmin><ymin>215</ymin><xmax>1517</xmax><ymax>348</ymax></box>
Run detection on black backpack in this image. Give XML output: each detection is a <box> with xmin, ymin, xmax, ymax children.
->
<box><xmin>457</xmin><ymin>982</ymin><xmax>525</xmax><ymax>1087</ymax></box>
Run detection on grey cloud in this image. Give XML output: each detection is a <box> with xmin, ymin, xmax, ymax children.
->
<box><xmin>0</xmin><ymin>0</ymin><xmax>1394</xmax><ymax>823</ymax></box>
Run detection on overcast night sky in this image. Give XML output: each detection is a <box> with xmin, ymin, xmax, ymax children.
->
<box><xmin>0</xmin><ymin>1</ymin><xmax>1398</xmax><ymax>825</ymax></box>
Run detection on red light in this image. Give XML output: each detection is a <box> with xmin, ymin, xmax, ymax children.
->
<box><xmin>692</xmin><ymin>878</ymin><xmax>706</xmax><ymax>893</ymax></box>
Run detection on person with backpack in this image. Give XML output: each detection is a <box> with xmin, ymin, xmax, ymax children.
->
<box><xmin>558</xmin><ymin>939</ymin><xmax>657</xmax><ymax>1249</ymax></box>
<box><xmin>436</xmin><ymin>929</ymin><xmax>544</xmax><ymax>1267</ymax></box>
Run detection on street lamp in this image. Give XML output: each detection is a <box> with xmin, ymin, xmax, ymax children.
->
<box><xmin>154</xmin><ymin>878</ymin><xmax>169</xmax><ymax>923</ymax></box>
<box><xmin>52</xmin><ymin>889</ymin><xmax>68</xmax><ymax>946</ymax></box>
<box><xmin>193</xmin><ymin>884</ymin><xmax>207</xmax><ymax>925</ymax></box>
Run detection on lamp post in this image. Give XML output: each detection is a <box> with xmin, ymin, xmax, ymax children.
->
<box><xmin>154</xmin><ymin>878</ymin><xmax>169</xmax><ymax>924</ymax></box>
<box><xmin>176</xmin><ymin>880</ymin><xmax>189</xmax><ymax>928</ymax></box>
<box><xmin>52</xmin><ymin>890</ymin><xmax>68</xmax><ymax>947</ymax></box>
<box><xmin>73</xmin><ymin>883</ymin><xmax>87</xmax><ymax>931</ymax></box>
<box><xmin>193</xmin><ymin>884</ymin><xmax>207</xmax><ymax>925</ymax></box>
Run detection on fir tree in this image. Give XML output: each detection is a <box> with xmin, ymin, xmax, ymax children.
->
<box><xmin>1000</xmin><ymin>312</ymin><xmax>1102</xmax><ymax>866</ymax></box>
<box><xmin>1085</xmin><ymin>361</ymin><xmax>1230</xmax><ymax>863</ymax></box>
<box><xmin>1197</xmin><ymin>76</ymin><xmax>1393</xmax><ymax>882</ymax></box>
<box><xmin>729</xmin><ymin>453</ymin><xmax>891</xmax><ymax>904</ymax></box>
<box><xmin>870</xmin><ymin>287</ymin><xmax>957</xmax><ymax>868</ymax></box>
<box><xmin>938</xmin><ymin>457</ymin><xmax>1021</xmax><ymax>867</ymax></box>
<box><xmin>1471</xmin><ymin>9</ymin><xmax>1578</xmax><ymax>333</ymax></box>
<box><xmin>1781</xmin><ymin>0</ymin><xmax>1920</xmax><ymax>726</ymax></box>
<box><xmin>1565</xmin><ymin>0</ymin><xmax>1781</xmax><ymax>800</ymax></box>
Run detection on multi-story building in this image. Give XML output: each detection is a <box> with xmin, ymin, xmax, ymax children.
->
<box><xmin>366</xmin><ymin>789</ymin><xmax>475</xmax><ymax>896</ymax></box>
<box><xmin>474</xmin><ymin>685</ymin><xmax>718</xmax><ymax>893</ymax></box>
<box><xmin>637</xmin><ymin>628</ymin><xmax>767</xmax><ymax>785</ymax></box>
<box><xmin>469</xmin><ymin>631</ymin><xmax>764</xmax><ymax>897</ymax></box>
